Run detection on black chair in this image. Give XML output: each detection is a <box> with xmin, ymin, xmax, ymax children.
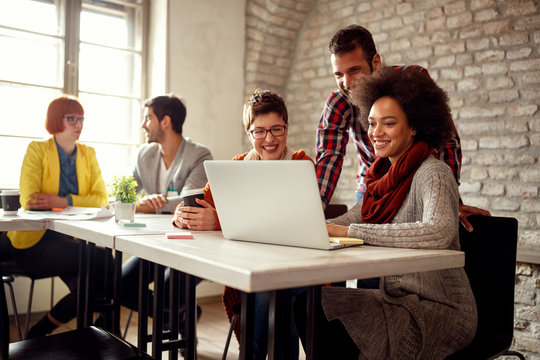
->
<box><xmin>446</xmin><ymin>215</ymin><xmax>525</xmax><ymax>360</ymax></box>
<box><xmin>323</xmin><ymin>203</ymin><xmax>348</xmax><ymax>220</ymax></box>
<box><xmin>0</xmin><ymin>233</ymin><xmax>54</xmax><ymax>340</ymax></box>
<box><xmin>1</xmin><ymin>261</ymin><xmax>151</xmax><ymax>360</ymax></box>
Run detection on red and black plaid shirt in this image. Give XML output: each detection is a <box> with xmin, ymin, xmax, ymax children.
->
<box><xmin>315</xmin><ymin>65</ymin><xmax>462</xmax><ymax>205</ymax></box>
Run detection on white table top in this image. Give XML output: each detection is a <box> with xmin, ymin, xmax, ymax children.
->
<box><xmin>46</xmin><ymin>214</ymin><xmax>181</xmax><ymax>248</ymax></box>
<box><xmin>115</xmin><ymin>231</ymin><xmax>465</xmax><ymax>293</ymax></box>
<box><xmin>0</xmin><ymin>211</ymin><xmax>47</xmax><ymax>231</ymax></box>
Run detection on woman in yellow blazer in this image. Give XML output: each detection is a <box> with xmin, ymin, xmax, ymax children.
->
<box><xmin>7</xmin><ymin>95</ymin><xmax>110</xmax><ymax>338</ymax></box>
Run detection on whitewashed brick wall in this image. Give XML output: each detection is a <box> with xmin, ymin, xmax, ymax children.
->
<box><xmin>244</xmin><ymin>0</ymin><xmax>540</xmax><ymax>357</ymax></box>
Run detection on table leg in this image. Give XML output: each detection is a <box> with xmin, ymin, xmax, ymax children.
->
<box><xmin>112</xmin><ymin>250</ymin><xmax>122</xmax><ymax>334</ymax></box>
<box><xmin>268</xmin><ymin>289</ymin><xmax>291</xmax><ymax>360</ymax></box>
<box><xmin>138</xmin><ymin>258</ymin><xmax>150</xmax><ymax>352</ymax></box>
<box><xmin>76</xmin><ymin>239</ymin><xmax>87</xmax><ymax>329</ymax></box>
<box><xmin>239</xmin><ymin>291</ymin><xmax>255</xmax><ymax>360</ymax></box>
<box><xmin>85</xmin><ymin>241</ymin><xmax>96</xmax><ymax>327</ymax></box>
<box><xmin>152</xmin><ymin>264</ymin><xmax>165</xmax><ymax>360</ymax></box>
<box><xmin>182</xmin><ymin>273</ymin><xmax>197</xmax><ymax>360</ymax></box>
<box><xmin>305</xmin><ymin>285</ymin><xmax>322</xmax><ymax>360</ymax></box>
<box><xmin>168</xmin><ymin>269</ymin><xmax>180</xmax><ymax>360</ymax></box>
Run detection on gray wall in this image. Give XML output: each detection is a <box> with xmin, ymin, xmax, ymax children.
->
<box><xmin>167</xmin><ymin>0</ymin><xmax>246</xmax><ymax>160</ymax></box>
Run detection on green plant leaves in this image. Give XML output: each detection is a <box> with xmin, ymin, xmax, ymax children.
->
<box><xmin>109</xmin><ymin>175</ymin><xmax>139</xmax><ymax>203</ymax></box>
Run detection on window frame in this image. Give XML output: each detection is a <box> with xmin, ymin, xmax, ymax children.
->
<box><xmin>0</xmin><ymin>0</ymin><xmax>147</xmax><ymax>189</ymax></box>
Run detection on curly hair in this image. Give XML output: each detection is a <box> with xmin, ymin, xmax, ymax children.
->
<box><xmin>350</xmin><ymin>67</ymin><xmax>454</xmax><ymax>150</ymax></box>
<box><xmin>242</xmin><ymin>89</ymin><xmax>288</xmax><ymax>131</ymax></box>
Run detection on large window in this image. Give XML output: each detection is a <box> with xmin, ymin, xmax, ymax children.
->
<box><xmin>0</xmin><ymin>0</ymin><xmax>145</xmax><ymax>189</ymax></box>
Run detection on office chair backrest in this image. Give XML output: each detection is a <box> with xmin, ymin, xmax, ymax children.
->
<box><xmin>0</xmin><ymin>234</ymin><xmax>13</xmax><ymax>263</ymax></box>
<box><xmin>324</xmin><ymin>204</ymin><xmax>348</xmax><ymax>220</ymax></box>
<box><xmin>447</xmin><ymin>215</ymin><xmax>518</xmax><ymax>359</ymax></box>
<box><xmin>1</xmin><ymin>263</ymin><xmax>10</xmax><ymax>360</ymax></box>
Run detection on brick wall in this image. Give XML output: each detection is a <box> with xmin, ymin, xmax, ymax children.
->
<box><xmin>244</xmin><ymin>0</ymin><xmax>540</xmax><ymax>357</ymax></box>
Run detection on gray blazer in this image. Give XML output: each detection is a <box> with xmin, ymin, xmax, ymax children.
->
<box><xmin>133</xmin><ymin>137</ymin><xmax>213</xmax><ymax>214</ymax></box>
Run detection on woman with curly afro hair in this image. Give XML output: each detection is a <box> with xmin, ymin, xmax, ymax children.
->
<box><xmin>295</xmin><ymin>68</ymin><xmax>477</xmax><ymax>359</ymax></box>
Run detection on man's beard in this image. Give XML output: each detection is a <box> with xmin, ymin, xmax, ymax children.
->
<box><xmin>146</xmin><ymin>128</ymin><xmax>164</xmax><ymax>143</ymax></box>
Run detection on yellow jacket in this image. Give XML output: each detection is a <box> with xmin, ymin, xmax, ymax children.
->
<box><xmin>8</xmin><ymin>137</ymin><xmax>108</xmax><ymax>249</ymax></box>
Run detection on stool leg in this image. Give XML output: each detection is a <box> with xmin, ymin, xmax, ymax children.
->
<box><xmin>50</xmin><ymin>277</ymin><xmax>54</xmax><ymax>309</ymax></box>
<box><xmin>24</xmin><ymin>279</ymin><xmax>36</xmax><ymax>337</ymax></box>
<box><xmin>123</xmin><ymin>309</ymin><xmax>133</xmax><ymax>339</ymax></box>
<box><xmin>5</xmin><ymin>281</ymin><xmax>23</xmax><ymax>340</ymax></box>
<box><xmin>222</xmin><ymin>313</ymin><xmax>238</xmax><ymax>360</ymax></box>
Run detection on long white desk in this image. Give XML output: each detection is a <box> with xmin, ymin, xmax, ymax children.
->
<box><xmin>115</xmin><ymin>231</ymin><xmax>464</xmax><ymax>291</ymax></box>
<box><xmin>46</xmin><ymin>214</ymin><xmax>185</xmax><ymax>340</ymax></box>
<box><xmin>0</xmin><ymin>213</ymin><xmax>46</xmax><ymax>231</ymax></box>
<box><xmin>115</xmin><ymin>231</ymin><xmax>464</xmax><ymax>360</ymax></box>
<box><xmin>2</xmin><ymin>213</ymin><xmax>187</xmax><ymax>359</ymax></box>
<box><xmin>3</xmin><ymin>214</ymin><xmax>465</xmax><ymax>360</ymax></box>
<box><xmin>47</xmin><ymin>214</ymin><xmax>178</xmax><ymax>249</ymax></box>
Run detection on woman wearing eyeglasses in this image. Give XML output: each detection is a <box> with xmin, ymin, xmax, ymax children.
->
<box><xmin>173</xmin><ymin>89</ymin><xmax>310</xmax><ymax>359</ymax></box>
<box><xmin>7</xmin><ymin>95</ymin><xmax>110</xmax><ymax>338</ymax></box>
<box><xmin>173</xmin><ymin>88</ymin><xmax>312</xmax><ymax>230</ymax></box>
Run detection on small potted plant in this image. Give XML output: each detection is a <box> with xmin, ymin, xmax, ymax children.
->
<box><xmin>109</xmin><ymin>175</ymin><xmax>139</xmax><ymax>222</ymax></box>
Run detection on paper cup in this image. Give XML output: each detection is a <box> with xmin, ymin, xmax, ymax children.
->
<box><xmin>1</xmin><ymin>190</ymin><xmax>20</xmax><ymax>214</ymax></box>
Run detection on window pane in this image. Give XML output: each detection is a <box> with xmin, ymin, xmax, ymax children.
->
<box><xmin>0</xmin><ymin>28</ymin><xmax>64</xmax><ymax>87</ymax></box>
<box><xmin>81</xmin><ymin>1</ymin><xmax>142</xmax><ymax>51</ymax></box>
<box><xmin>0</xmin><ymin>136</ymin><xmax>35</xmax><ymax>189</ymax></box>
<box><xmin>0</xmin><ymin>83</ymin><xmax>61</xmax><ymax>138</ymax></box>
<box><xmin>78</xmin><ymin>92</ymin><xmax>140</xmax><ymax>144</ymax></box>
<box><xmin>91</xmin><ymin>142</ymin><xmax>138</xmax><ymax>186</ymax></box>
<box><xmin>79</xmin><ymin>43</ymin><xmax>141</xmax><ymax>97</ymax></box>
<box><xmin>81</xmin><ymin>9</ymin><xmax>127</xmax><ymax>48</ymax></box>
<box><xmin>0</xmin><ymin>0</ymin><xmax>62</xmax><ymax>36</ymax></box>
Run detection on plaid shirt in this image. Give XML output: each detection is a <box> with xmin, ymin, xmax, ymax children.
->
<box><xmin>315</xmin><ymin>65</ymin><xmax>462</xmax><ymax>205</ymax></box>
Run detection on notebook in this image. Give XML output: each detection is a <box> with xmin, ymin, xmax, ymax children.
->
<box><xmin>203</xmin><ymin>160</ymin><xmax>363</xmax><ymax>250</ymax></box>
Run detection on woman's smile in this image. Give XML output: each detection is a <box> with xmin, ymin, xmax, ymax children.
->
<box><xmin>248</xmin><ymin>112</ymin><xmax>288</xmax><ymax>160</ymax></box>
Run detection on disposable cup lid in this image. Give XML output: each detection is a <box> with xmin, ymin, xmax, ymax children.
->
<box><xmin>179</xmin><ymin>188</ymin><xmax>204</xmax><ymax>197</ymax></box>
<box><xmin>1</xmin><ymin>190</ymin><xmax>20</xmax><ymax>196</ymax></box>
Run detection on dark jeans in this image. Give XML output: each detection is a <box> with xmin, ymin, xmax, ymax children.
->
<box><xmin>13</xmin><ymin>230</ymin><xmax>113</xmax><ymax>323</ymax></box>
<box><xmin>249</xmin><ymin>287</ymin><xmax>306</xmax><ymax>360</ymax></box>
<box><xmin>120</xmin><ymin>256</ymin><xmax>202</xmax><ymax>316</ymax></box>
<box><xmin>293</xmin><ymin>290</ymin><xmax>359</xmax><ymax>359</ymax></box>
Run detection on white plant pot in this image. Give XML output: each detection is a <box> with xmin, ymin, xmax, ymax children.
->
<box><xmin>115</xmin><ymin>202</ymin><xmax>136</xmax><ymax>222</ymax></box>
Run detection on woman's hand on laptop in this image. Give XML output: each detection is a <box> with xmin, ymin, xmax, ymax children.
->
<box><xmin>326</xmin><ymin>223</ymin><xmax>349</xmax><ymax>237</ymax></box>
<box><xmin>173</xmin><ymin>199</ymin><xmax>217</xmax><ymax>230</ymax></box>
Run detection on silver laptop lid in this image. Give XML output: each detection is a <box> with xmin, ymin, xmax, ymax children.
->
<box><xmin>204</xmin><ymin>160</ymin><xmax>334</xmax><ymax>250</ymax></box>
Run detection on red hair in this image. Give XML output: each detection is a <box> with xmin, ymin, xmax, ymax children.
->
<box><xmin>45</xmin><ymin>95</ymin><xmax>84</xmax><ymax>134</ymax></box>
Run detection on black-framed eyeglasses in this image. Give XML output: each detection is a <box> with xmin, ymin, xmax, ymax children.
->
<box><xmin>63</xmin><ymin>115</ymin><xmax>84</xmax><ymax>125</ymax></box>
<box><xmin>249</xmin><ymin>125</ymin><xmax>287</xmax><ymax>140</ymax></box>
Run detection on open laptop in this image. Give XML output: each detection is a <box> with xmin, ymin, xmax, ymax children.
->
<box><xmin>203</xmin><ymin>160</ymin><xmax>363</xmax><ymax>250</ymax></box>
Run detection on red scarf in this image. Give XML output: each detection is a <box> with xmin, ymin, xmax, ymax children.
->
<box><xmin>361</xmin><ymin>141</ymin><xmax>432</xmax><ymax>224</ymax></box>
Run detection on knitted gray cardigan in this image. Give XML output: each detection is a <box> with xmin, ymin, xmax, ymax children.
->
<box><xmin>323</xmin><ymin>157</ymin><xmax>477</xmax><ymax>360</ymax></box>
